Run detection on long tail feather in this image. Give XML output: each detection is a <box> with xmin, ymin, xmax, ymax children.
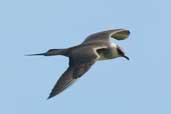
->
<box><xmin>25</xmin><ymin>53</ymin><xmax>47</xmax><ymax>56</ymax></box>
<box><xmin>25</xmin><ymin>49</ymin><xmax>68</xmax><ymax>56</ymax></box>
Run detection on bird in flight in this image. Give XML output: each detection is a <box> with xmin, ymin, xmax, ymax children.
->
<box><xmin>27</xmin><ymin>29</ymin><xmax>130</xmax><ymax>99</ymax></box>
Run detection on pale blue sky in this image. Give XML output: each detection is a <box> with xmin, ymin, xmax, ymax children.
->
<box><xmin>0</xmin><ymin>0</ymin><xmax>171</xmax><ymax>114</ymax></box>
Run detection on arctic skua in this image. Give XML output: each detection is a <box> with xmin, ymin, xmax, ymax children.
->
<box><xmin>27</xmin><ymin>29</ymin><xmax>130</xmax><ymax>99</ymax></box>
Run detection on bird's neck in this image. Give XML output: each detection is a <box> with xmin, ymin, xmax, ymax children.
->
<box><xmin>110</xmin><ymin>42</ymin><xmax>117</xmax><ymax>48</ymax></box>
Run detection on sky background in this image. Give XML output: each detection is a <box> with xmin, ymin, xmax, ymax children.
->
<box><xmin>0</xmin><ymin>0</ymin><xmax>171</xmax><ymax>114</ymax></box>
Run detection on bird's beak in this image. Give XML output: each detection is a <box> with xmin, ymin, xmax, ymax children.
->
<box><xmin>123</xmin><ymin>55</ymin><xmax>130</xmax><ymax>60</ymax></box>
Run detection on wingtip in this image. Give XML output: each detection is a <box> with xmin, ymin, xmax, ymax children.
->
<box><xmin>126</xmin><ymin>30</ymin><xmax>131</xmax><ymax>35</ymax></box>
<box><xmin>47</xmin><ymin>94</ymin><xmax>54</xmax><ymax>100</ymax></box>
<box><xmin>117</xmin><ymin>29</ymin><xmax>131</xmax><ymax>35</ymax></box>
<box><xmin>47</xmin><ymin>96</ymin><xmax>52</xmax><ymax>100</ymax></box>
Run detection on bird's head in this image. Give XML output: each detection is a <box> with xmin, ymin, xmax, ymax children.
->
<box><xmin>116</xmin><ymin>46</ymin><xmax>129</xmax><ymax>60</ymax></box>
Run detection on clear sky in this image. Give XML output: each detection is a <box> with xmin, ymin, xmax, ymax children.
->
<box><xmin>0</xmin><ymin>0</ymin><xmax>171</xmax><ymax>114</ymax></box>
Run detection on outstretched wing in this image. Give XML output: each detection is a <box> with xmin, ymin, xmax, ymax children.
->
<box><xmin>82</xmin><ymin>29</ymin><xmax>130</xmax><ymax>44</ymax></box>
<box><xmin>47</xmin><ymin>60</ymin><xmax>95</xmax><ymax>99</ymax></box>
<box><xmin>47</xmin><ymin>66</ymin><xmax>75</xmax><ymax>99</ymax></box>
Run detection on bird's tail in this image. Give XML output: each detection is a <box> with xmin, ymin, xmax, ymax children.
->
<box><xmin>26</xmin><ymin>49</ymin><xmax>69</xmax><ymax>56</ymax></box>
